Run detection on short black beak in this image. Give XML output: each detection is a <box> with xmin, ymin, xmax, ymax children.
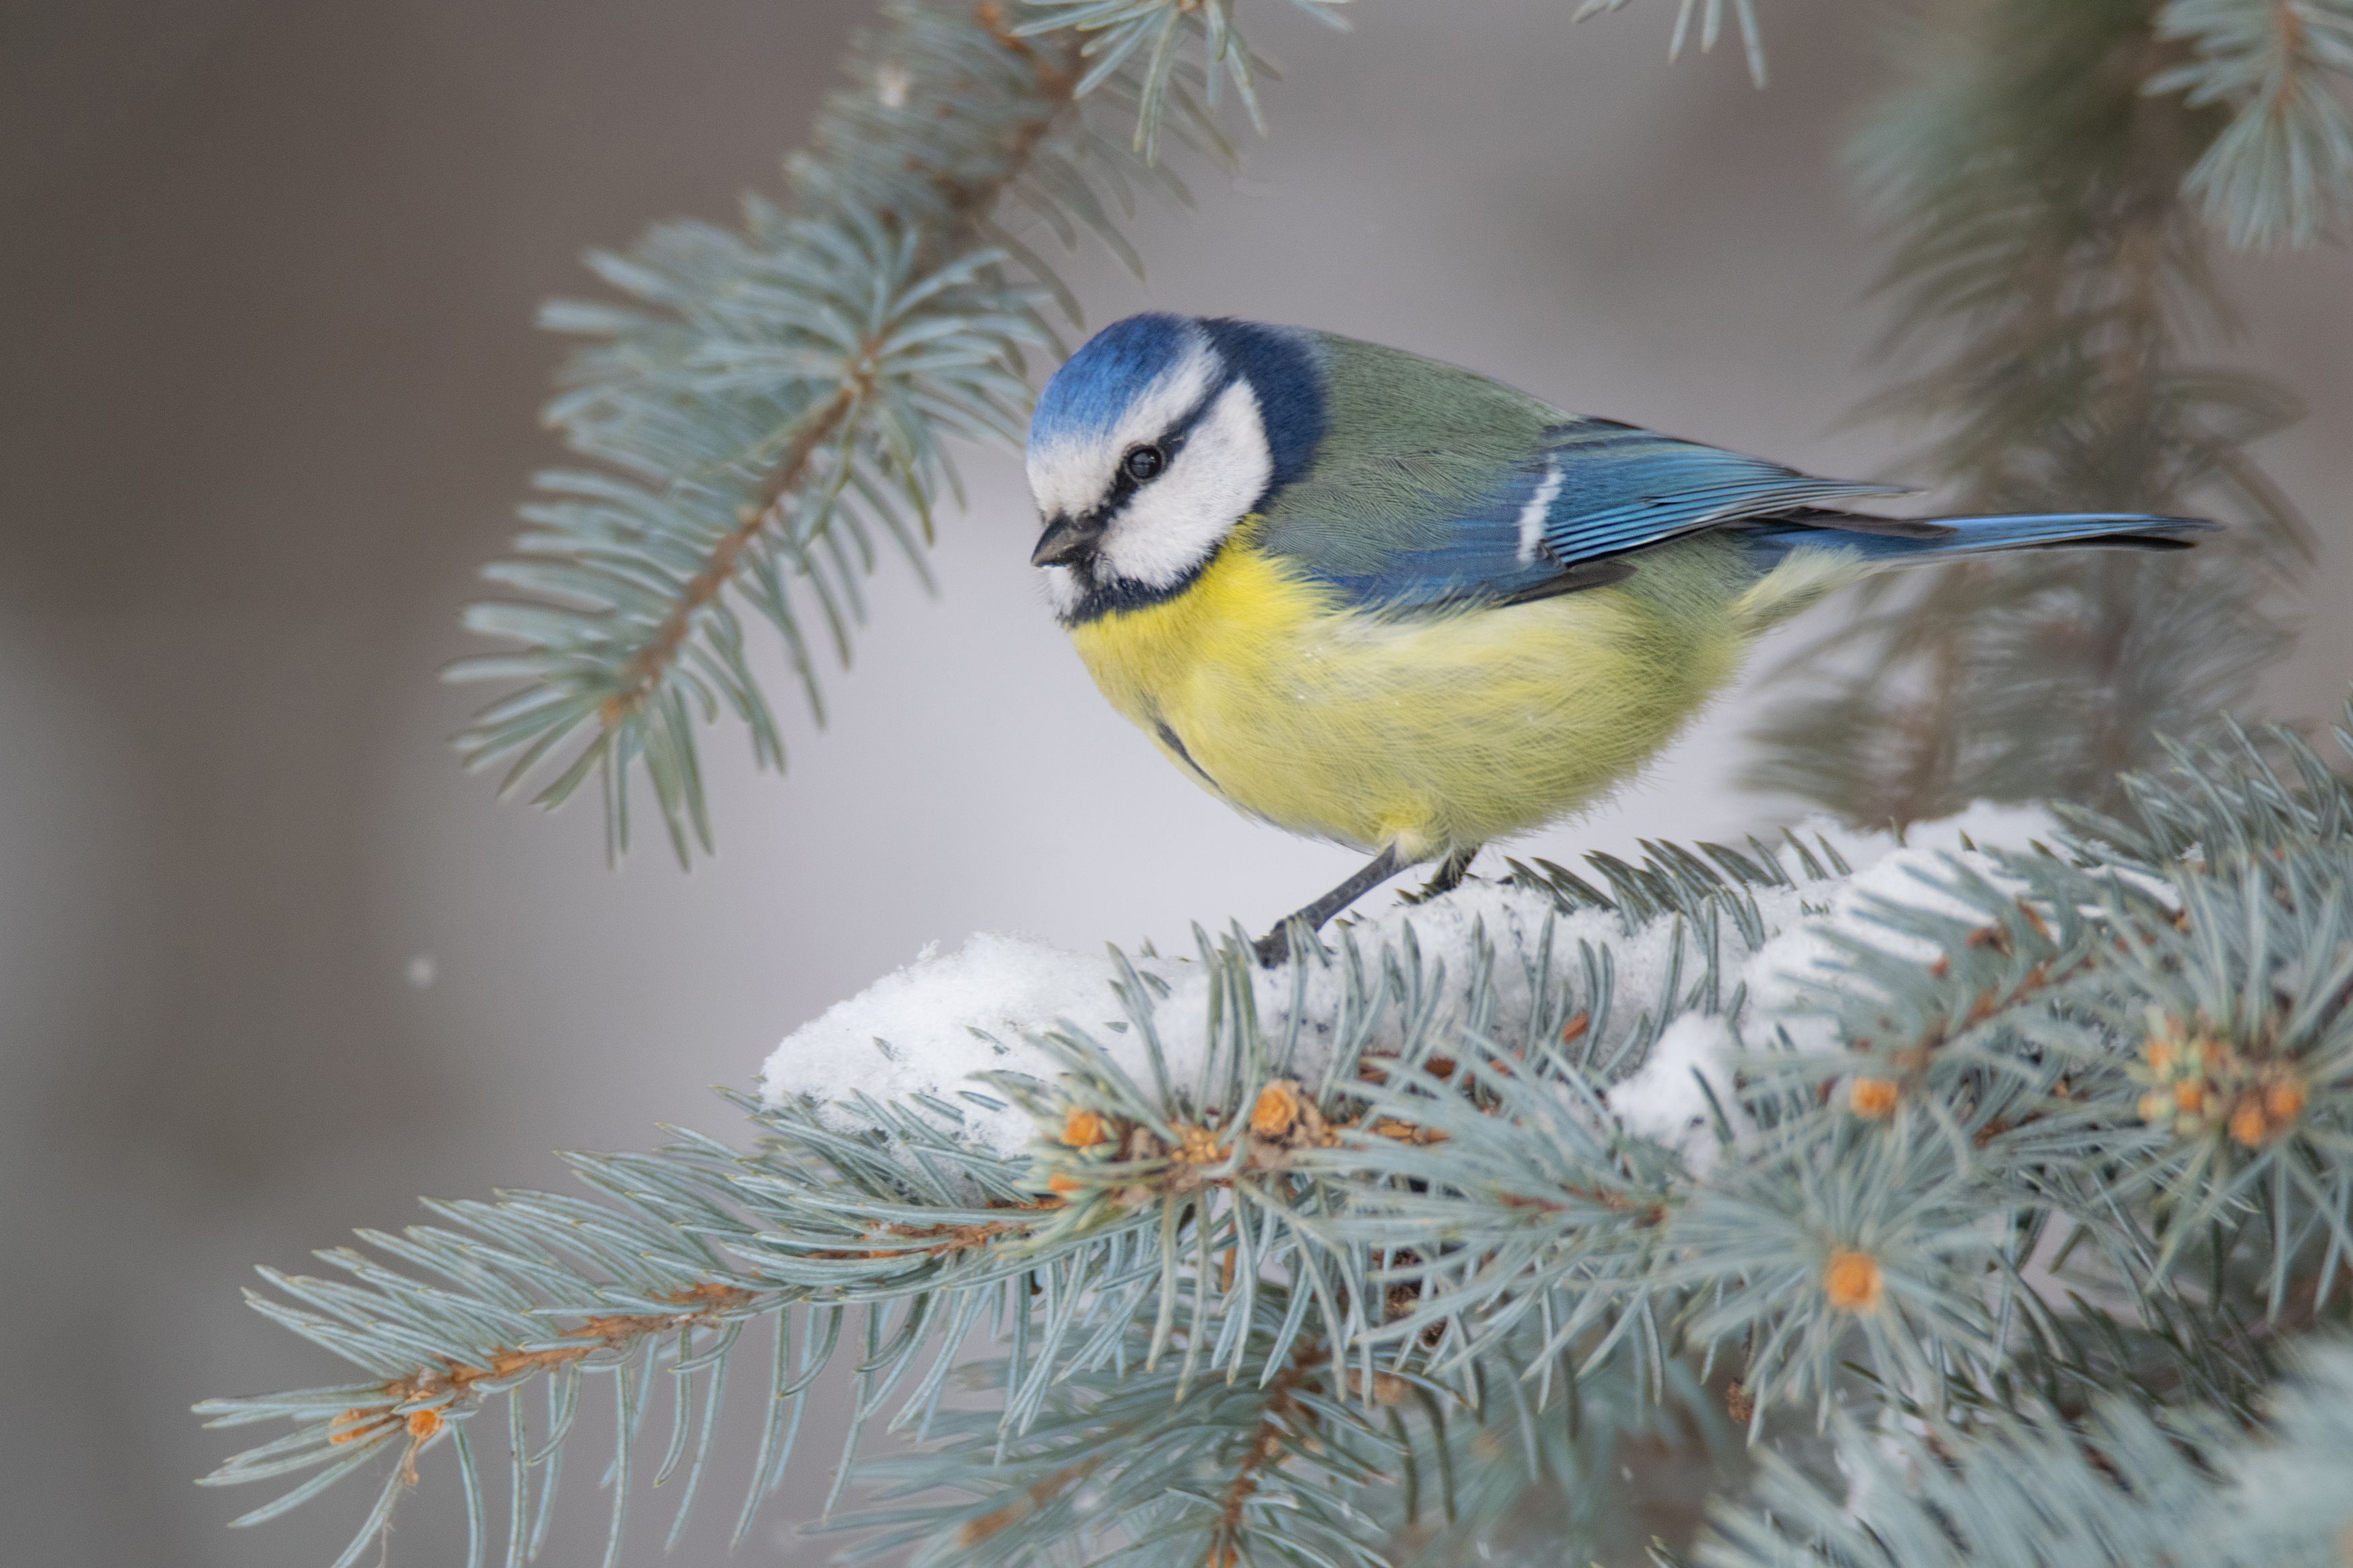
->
<box><xmin>1029</xmin><ymin>514</ymin><xmax>1101</xmax><ymax>568</ymax></box>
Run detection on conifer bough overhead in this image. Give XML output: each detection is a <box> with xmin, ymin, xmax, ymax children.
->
<box><xmin>202</xmin><ymin>710</ymin><xmax>2353</xmax><ymax>1565</ymax></box>
<box><xmin>446</xmin><ymin>0</ymin><xmax>1349</xmax><ymax>864</ymax></box>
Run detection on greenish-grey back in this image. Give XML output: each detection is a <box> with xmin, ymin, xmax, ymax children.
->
<box><xmin>1252</xmin><ymin>333</ymin><xmax>1562</xmax><ymax>578</ymax></box>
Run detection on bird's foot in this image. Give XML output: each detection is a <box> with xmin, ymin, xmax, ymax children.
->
<box><xmin>1400</xmin><ymin>845</ymin><xmax>1481</xmax><ymax>905</ymax></box>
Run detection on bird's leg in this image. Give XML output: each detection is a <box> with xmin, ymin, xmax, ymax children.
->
<box><xmin>1253</xmin><ymin>845</ymin><xmax>1407</xmax><ymax>968</ymax></box>
<box><xmin>1412</xmin><ymin>844</ymin><xmax>1481</xmax><ymax>901</ymax></box>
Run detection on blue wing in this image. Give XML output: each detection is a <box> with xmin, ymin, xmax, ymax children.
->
<box><xmin>1266</xmin><ymin>415</ymin><xmax>1906</xmax><ymax>612</ymax></box>
<box><xmin>1535</xmin><ymin>420</ymin><xmax>1905</xmax><ymax>565</ymax></box>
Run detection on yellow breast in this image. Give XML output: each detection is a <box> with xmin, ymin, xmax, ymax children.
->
<box><xmin>1066</xmin><ymin>537</ymin><xmax>1743</xmax><ymax>860</ymax></box>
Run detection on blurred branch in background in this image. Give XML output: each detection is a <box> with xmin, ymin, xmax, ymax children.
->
<box><xmin>1746</xmin><ymin>0</ymin><xmax>2349</xmax><ymax>825</ymax></box>
<box><xmin>2157</xmin><ymin>0</ymin><xmax>2353</xmax><ymax>248</ymax></box>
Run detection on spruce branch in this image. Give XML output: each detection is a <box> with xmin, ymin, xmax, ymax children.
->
<box><xmin>831</xmin><ymin>1319</ymin><xmax>1404</xmax><ymax>1568</ymax></box>
<box><xmin>449</xmin><ymin>1</ymin><xmax>1298</xmax><ymax>863</ymax></box>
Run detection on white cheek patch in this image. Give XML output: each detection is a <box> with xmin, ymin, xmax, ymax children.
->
<box><xmin>1039</xmin><ymin>563</ymin><xmax>1084</xmax><ymax>618</ymax></box>
<box><xmin>1026</xmin><ymin>333</ymin><xmax>1220</xmax><ymax>522</ymax></box>
<box><xmin>1096</xmin><ymin>379</ymin><xmax>1273</xmax><ymax>589</ymax></box>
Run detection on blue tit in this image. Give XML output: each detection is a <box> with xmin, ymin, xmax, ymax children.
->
<box><xmin>1022</xmin><ymin>313</ymin><xmax>2212</xmax><ymax>963</ymax></box>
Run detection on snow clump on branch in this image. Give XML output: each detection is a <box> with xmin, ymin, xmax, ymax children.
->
<box><xmin>759</xmin><ymin>804</ymin><xmax>2074</xmax><ymax>1157</ymax></box>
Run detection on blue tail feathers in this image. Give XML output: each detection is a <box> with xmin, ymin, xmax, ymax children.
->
<box><xmin>1748</xmin><ymin>511</ymin><xmax>2218</xmax><ymax>570</ymax></box>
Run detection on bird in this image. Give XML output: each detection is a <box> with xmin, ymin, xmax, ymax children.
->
<box><xmin>1021</xmin><ymin>313</ymin><xmax>2213</xmax><ymax>965</ymax></box>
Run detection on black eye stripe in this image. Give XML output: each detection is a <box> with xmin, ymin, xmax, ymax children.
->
<box><xmin>1088</xmin><ymin>382</ymin><xmax>1226</xmax><ymax>522</ymax></box>
<box><xmin>1094</xmin><ymin>433</ymin><xmax>1184</xmax><ymax>518</ymax></box>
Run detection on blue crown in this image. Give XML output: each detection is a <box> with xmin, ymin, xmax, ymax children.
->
<box><xmin>1029</xmin><ymin>313</ymin><xmax>1199</xmax><ymax>451</ymax></box>
<box><xmin>1029</xmin><ymin>313</ymin><xmax>1326</xmax><ymax>495</ymax></box>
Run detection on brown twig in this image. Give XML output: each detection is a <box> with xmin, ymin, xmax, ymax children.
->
<box><xmin>957</xmin><ymin>1456</ymin><xmax>1102</xmax><ymax>1546</ymax></box>
<box><xmin>330</xmin><ymin>1282</ymin><xmax>759</xmax><ymax>1441</ymax></box>
<box><xmin>601</xmin><ymin>384</ymin><xmax>860</xmax><ymax>731</ymax></box>
<box><xmin>801</xmin><ymin>1200</ymin><xmax>1065</xmax><ymax>1261</ymax></box>
<box><xmin>1208</xmin><ymin>1340</ymin><xmax>1330</xmax><ymax>1565</ymax></box>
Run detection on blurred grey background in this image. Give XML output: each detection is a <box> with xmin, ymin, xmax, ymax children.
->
<box><xmin>3</xmin><ymin>1</ymin><xmax>2347</xmax><ymax>1563</ymax></box>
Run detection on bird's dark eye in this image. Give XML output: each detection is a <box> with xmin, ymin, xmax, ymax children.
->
<box><xmin>1122</xmin><ymin>444</ymin><xmax>1165</xmax><ymax>482</ymax></box>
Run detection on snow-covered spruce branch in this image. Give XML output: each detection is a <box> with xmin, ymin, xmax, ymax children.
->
<box><xmin>448</xmin><ymin>0</ymin><xmax>1349</xmax><ymax>864</ymax></box>
<box><xmin>200</xmin><ymin>702</ymin><xmax>2353</xmax><ymax>1566</ymax></box>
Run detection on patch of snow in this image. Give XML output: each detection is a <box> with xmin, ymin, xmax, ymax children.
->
<box><xmin>760</xmin><ymin>882</ymin><xmax>1591</xmax><ymax>1156</ymax></box>
<box><xmin>758</xmin><ymin>806</ymin><xmax>2082</xmax><ymax>1157</ymax></box>
<box><xmin>1608</xmin><ymin>1010</ymin><xmax>1739</xmax><ymax>1169</ymax></box>
<box><xmin>759</xmin><ymin>932</ymin><xmax>1140</xmax><ymax>1155</ymax></box>
<box><xmin>1738</xmin><ymin>807</ymin><xmax>2063</xmax><ymax>1050</ymax></box>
